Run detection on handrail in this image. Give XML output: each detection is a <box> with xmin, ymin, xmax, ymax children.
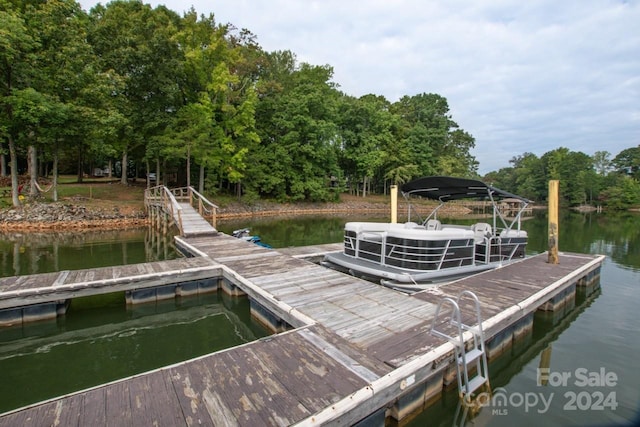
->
<box><xmin>145</xmin><ymin>185</ymin><xmax>218</xmax><ymax>233</ymax></box>
<box><xmin>187</xmin><ymin>187</ymin><xmax>219</xmax><ymax>227</ymax></box>
<box><xmin>144</xmin><ymin>185</ymin><xmax>184</xmax><ymax>235</ymax></box>
<box><xmin>166</xmin><ymin>186</ymin><xmax>218</xmax><ymax>228</ymax></box>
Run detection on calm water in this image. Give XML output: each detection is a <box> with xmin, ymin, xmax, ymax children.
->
<box><xmin>0</xmin><ymin>227</ymin><xmax>269</xmax><ymax>413</ymax></box>
<box><xmin>1</xmin><ymin>211</ymin><xmax>639</xmax><ymax>425</ymax></box>
<box><xmin>220</xmin><ymin>210</ymin><xmax>640</xmax><ymax>426</ymax></box>
<box><xmin>0</xmin><ymin>227</ymin><xmax>179</xmax><ymax>277</ymax></box>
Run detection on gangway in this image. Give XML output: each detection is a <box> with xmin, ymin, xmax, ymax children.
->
<box><xmin>144</xmin><ymin>186</ymin><xmax>218</xmax><ymax>237</ymax></box>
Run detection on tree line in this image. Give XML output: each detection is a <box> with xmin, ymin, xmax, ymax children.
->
<box><xmin>484</xmin><ymin>146</ymin><xmax>640</xmax><ymax>209</ymax></box>
<box><xmin>2</xmin><ymin>1</ymin><xmax>638</xmax><ymax>210</ymax></box>
<box><xmin>1</xmin><ymin>0</ymin><xmax>477</xmax><ymax>206</ymax></box>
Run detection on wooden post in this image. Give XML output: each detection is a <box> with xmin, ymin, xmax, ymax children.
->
<box><xmin>548</xmin><ymin>180</ymin><xmax>559</xmax><ymax>264</ymax></box>
<box><xmin>390</xmin><ymin>185</ymin><xmax>398</xmax><ymax>224</ymax></box>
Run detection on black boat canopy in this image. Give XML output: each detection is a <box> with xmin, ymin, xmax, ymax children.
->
<box><xmin>400</xmin><ymin>176</ymin><xmax>530</xmax><ymax>203</ymax></box>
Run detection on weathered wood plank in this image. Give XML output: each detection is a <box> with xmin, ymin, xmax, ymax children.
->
<box><xmin>78</xmin><ymin>387</ymin><xmax>107</xmax><ymax>426</ymax></box>
<box><xmin>254</xmin><ymin>332</ymin><xmax>367</xmax><ymax>412</ymax></box>
<box><xmin>125</xmin><ymin>373</ymin><xmax>183</xmax><ymax>426</ymax></box>
<box><xmin>0</xmin><ymin>233</ymin><xmax>603</xmax><ymax>427</ymax></box>
<box><xmin>168</xmin><ymin>363</ymin><xmax>219</xmax><ymax>426</ymax></box>
<box><xmin>214</xmin><ymin>345</ymin><xmax>307</xmax><ymax>426</ymax></box>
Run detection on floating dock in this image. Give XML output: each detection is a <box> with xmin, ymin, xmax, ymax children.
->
<box><xmin>0</xmin><ymin>232</ymin><xmax>603</xmax><ymax>426</ymax></box>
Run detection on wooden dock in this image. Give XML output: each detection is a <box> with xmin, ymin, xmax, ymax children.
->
<box><xmin>0</xmin><ymin>232</ymin><xmax>604</xmax><ymax>426</ymax></box>
<box><xmin>176</xmin><ymin>202</ymin><xmax>218</xmax><ymax>237</ymax></box>
<box><xmin>144</xmin><ymin>186</ymin><xmax>218</xmax><ymax>237</ymax></box>
<box><xmin>0</xmin><ymin>256</ymin><xmax>221</xmax><ymax>326</ymax></box>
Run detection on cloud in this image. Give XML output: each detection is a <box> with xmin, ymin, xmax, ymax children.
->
<box><xmin>79</xmin><ymin>0</ymin><xmax>640</xmax><ymax>174</ymax></box>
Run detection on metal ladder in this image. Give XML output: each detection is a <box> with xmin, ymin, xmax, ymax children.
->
<box><xmin>431</xmin><ymin>290</ymin><xmax>490</xmax><ymax>399</ymax></box>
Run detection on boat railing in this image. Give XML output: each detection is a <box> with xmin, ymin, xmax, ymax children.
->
<box><xmin>345</xmin><ymin>220</ymin><xmax>529</xmax><ymax>272</ymax></box>
<box><xmin>346</xmin><ymin>225</ymin><xmax>477</xmax><ymax>271</ymax></box>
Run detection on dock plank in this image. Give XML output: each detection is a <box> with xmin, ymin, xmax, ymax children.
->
<box><xmin>106</xmin><ymin>380</ymin><xmax>133</xmax><ymax>427</ymax></box>
<box><xmin>78</xmin><ymin>387</ymin><xmax>107</xmax><ymax>426</ymax></box>
<box><xmin>128</xmin><ymin>373</ymin><xmax>185</xmax><ymax>427</ymax></box>
<box><xmin>0</xmin><ymin>230</ymin><xmax>604</xmax><ymax>426</ymax></box>
<box><xmin>168</xmin><ymin>362</ymin><xmax>219</xmax><ymax>426</ymax></box>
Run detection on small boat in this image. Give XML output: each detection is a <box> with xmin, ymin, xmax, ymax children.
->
<box><xmin>232</xmin><ymin>228</ymin><xmax>272</xmax><ymax>248</ymax></box>
<box><xmin>322</xmin><ymin>176</ymin><xmax>530</xmax><ymax>292</ymax></box>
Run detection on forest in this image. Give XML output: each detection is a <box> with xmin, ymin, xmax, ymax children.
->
<box><xmin>2</xmin><ymin>0</ymin><xmax>639</xmax><ymax>209</ymax></box>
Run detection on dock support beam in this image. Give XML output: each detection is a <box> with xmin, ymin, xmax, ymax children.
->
<box><xmin>548</xmin><ymin>180</ymin><xmax>559</xmax><ymax>264</ymax></box>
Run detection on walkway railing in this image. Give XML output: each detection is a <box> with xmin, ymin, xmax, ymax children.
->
<box><xmin>145</xmin><ymin>186</ymin><xmax>184</xmax><ymax>234</ymax></box>
<box><xmin>168</xmin><ymin>186</ymin><xmax>219</xmax><ymax>228</ymax></box>
<box><xmin>144</xmin><ymin>185</ymin><xmax>218</xmax><ymax>236</ymax></box>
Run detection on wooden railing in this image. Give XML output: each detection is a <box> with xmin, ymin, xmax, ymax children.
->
<box><xmin>168</xmin><ymin>186</ymin><xmax>218</xmax><ymax>228</ymax></box>
<box><xmin>144</xmin><ymin>185</ymin><xmax>218</xmax><ymax>235</ymax></box>
<box><xmin>144</xmin><ymin>186</ymin><xmax>184</xmax><ymax>234</ymax></box>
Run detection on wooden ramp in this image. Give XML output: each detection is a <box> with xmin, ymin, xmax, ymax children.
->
<box><xmin>144</xmin><ymin>186</ymin><xmax>218</xmax><ymax>237</ymax></box>
<box><xmin>177</xmin><ymin>202</ymin><xmax>217</xmax><ymax>237</ymax></box>
<box><xmin>0</xmin><ymin>233</ymin><xmax>604</xmax><ymax>426</ymax></box>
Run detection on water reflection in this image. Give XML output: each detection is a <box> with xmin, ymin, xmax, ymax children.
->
<box><xmin>218</xmin><ymin>210</ymin><xmax>640</xmax><ymax>271</ymax></box>
<box><xmin>0</xmin><ymin>226</ymin><xmax>179</xmax><ymax>278</ymax></box>
<box><xmin>0</xmin><ymin>291</ymin><xmax>269</xmax><ymax>413</ymax></box>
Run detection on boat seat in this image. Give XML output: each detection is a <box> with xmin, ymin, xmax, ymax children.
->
<box><xmin>425</xmin><ymin>219</ymin><xmax>442</xmax><ymax>230</ymax></box>
<box><xmin>472</xmin><ymin>222</ymin><xmax>493</xmax><ymax>243</ymax></box>
<box><xmin>403</xmin><ymin>222</ymin><xmax>425</xmax><ymax>229</ymax></box>
<box><xmin>387</xmin><ymin>227</ymin><xmax>474</xmax><ymax>240</ymax></box>
<box><xmin>500</xmin><ymin>229</ymin><xmax>528</xmax><ymax>238</ymax></box>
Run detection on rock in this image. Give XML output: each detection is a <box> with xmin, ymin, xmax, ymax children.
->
<box><xmin>0</xmin><ymin>202</ymin><xmax>148</xmax><ymax>231</ymax></box>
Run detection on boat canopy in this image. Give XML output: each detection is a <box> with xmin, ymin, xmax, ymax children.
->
<box><xmin>401</xmin><ymin>176</ymin><xmax>530</xmax><ymax>203</ymax></box>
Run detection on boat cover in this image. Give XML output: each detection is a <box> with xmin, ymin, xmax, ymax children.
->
<box><xmin>401</xmin><ymin>176</ymin><xmax>529</xmax><ymax>203</ymax></box>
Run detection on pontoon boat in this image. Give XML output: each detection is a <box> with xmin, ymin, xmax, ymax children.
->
<box><xmin>322</xmin><ymin>176</ymin><xmax>530</xmax><ymax>292</ymax></box>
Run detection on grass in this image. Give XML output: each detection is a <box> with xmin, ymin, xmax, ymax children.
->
<box><xmin>1</xmin><ymin>176</ymin><xmax>146</xmax><ymax>212</ymax></box>
<box><xmin>1</xmin><ymin>176</ymin><xmax>426</xmax><ymax>214</ymax></box>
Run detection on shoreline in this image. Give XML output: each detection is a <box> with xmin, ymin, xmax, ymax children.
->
<box><xmin>0</xmin><ymin>197</ymin><xmax>531</xmax><ymax>232</ymax></box>
<box><xmin>0</xmin><ymin>202</ymin><xmax>397</xmax><ymax>233</ymax></box>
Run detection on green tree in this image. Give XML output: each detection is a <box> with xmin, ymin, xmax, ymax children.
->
<box><xmin>169</xmin><ymin>12</ymin><xmax>260</xmax><ymax>194</ymax></box>
<box><xmin>601</xmin><ymin>175</ymin><xmax>640</xmax><ymax>209</ymax></box>
<box><xmin>541</xmin><ymin>148</ymin><xmax>593</xmax><ymax>205</ymax></box>
<box><xmin>390</xmin><ymin>93</ymin><xmax>476</xmax><ymax>180</ymax></box>
<box><xmin>251</xmin><ymin>54</ymin><xmax>340</xmax><ymax>201</ymax></box>
<box><xmin>0</xmin><ymin>4</ymin><xmax>38</xmax><ymax>205</ymax></box>
<box><xmin>612</xmin><ymin>145</ymin><xmax>640</xmax><ymax>179</ymax></box>
<box><xmin>592</xmin><ymin>150</ymin><xmax>611</xmax><ymax>176</ymax></box>
<box><xmin>337</xmin><ymin>94</ymin><xmax>395</xmax><ymax>196</ymax></box>
<box><xmin>26</xmin><ymin>0</ymin><xmax>109</xmax><ymax>197</ymax></box>
<box><xmin>89</xmin><ymin>1</ymin><xmax>183</xmax><ymax>185</ymax></box>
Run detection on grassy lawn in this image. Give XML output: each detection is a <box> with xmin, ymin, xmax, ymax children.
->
<box><xmin>1</xmin><ymin>176</ymin><xmax>146</xmax><ymax>212</ymax></box>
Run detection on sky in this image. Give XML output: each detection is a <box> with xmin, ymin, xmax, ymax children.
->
<box><xmin>78</xmin><ymin>0</ymin><xmax>640</xmax><ymax>174</ymax></box>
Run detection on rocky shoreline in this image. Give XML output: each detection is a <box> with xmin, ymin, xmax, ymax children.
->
<box><xmin>0</xmin><ymin>198</ymin><xmax>469</xmax><ymax>232</ymax></box>
<box><xmin>0</xmin><ymin>200</ymin><xmax>396</xmax><ymax>232</ymax></box>
<box><xmin>0</xmin><ymin>203</ymin><xmax>149</xmax><ymax>231</ymax></box>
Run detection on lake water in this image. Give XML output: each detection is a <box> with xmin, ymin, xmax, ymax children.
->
<box><xmin>0</xmin><ymin>227</ymin><xmax>269</xmax><ymax>413</ymax></box>
<box><xmin>1</xmin><ymin>210</ymin><xmax>639</xmax><ymax>425</ymax></box>
<box><xmin>219</xmin><ymin>210</ymin><xmax>640</xmax><ymax>426</ymax></box>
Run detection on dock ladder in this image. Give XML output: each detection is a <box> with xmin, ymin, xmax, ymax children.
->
<box><xmin>431</xmin><ymin>290</ymin><xmax>490</xmax><ymax>400</ymax></box>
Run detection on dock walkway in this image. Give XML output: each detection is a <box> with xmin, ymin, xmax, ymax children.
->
<box><xmin>0</xmin><ymin>233</ymin><xmax>604</xmax><ymax>426</ymax></box>
<box><xmin>177</xmin><ymin>202</ymin><xmax>217</xmax><ymax>237</ymax></box>
<box><xmin>144</xmin><ymin>186</ymin><xmax>218</xmax><ymax>237</ymax></box>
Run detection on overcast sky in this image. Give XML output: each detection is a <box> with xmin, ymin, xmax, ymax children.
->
<box><xmin>79</xmin><ymin>0</ymin><xmax>640</xmax><ymax>174</ymax></box>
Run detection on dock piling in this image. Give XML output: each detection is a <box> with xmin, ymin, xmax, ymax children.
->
<box><xmin>548</xmin><ymin>180</ymin><xmax>559</xmax><ymax>264</ymax></box>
